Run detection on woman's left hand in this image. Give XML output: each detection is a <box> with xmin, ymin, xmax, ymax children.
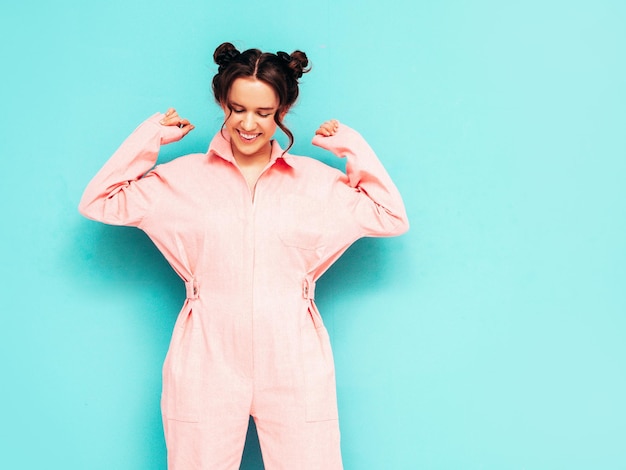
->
<box><xmin>315</xmin><ymin>119</ymin><xmax>339</xmax><ymax>137</ymax></box>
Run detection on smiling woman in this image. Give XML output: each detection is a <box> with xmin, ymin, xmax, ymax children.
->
<box><xmin>222</xmin><ymin>77</ymin><xmax>281</xmax><ymax>186</ymax></box>
<box><xmin>78</xmin><ymin>41</ymin><xmax>409</xmax><ymax>469</ymax></box>
<box><xmin>212</xmin><ymin>42</ymin><xmax>309</xmax><ymax>155</ymax></box>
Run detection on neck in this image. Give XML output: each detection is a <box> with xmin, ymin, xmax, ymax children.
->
<box><xmin>232</xmin><ymin>142</ymin><xmax>272</xmax><ymax>168</ymax></box>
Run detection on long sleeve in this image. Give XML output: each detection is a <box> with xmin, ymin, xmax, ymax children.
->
<box><xmin>311</xmin><ymin>123</ymin><xmax>409</xmax><ymax>239</ymax></box>
<box><xmin>78</xmin><ymin>113</ymin><xmax>183</xmax><ymax>226</ymax></box>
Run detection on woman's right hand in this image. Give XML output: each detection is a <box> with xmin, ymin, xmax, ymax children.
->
<box><xmin>160</xmin><ymin>108</ymin><xmax>194</xmax><ymax>137</ymax></box>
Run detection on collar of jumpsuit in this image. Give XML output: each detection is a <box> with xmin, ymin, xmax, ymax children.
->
<box><xmin>208</xmin><ymin>127</ymin><xmax>297</xmax><ymax>169</ymax></box>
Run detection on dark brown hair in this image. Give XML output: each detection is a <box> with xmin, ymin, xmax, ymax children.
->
<box><xmin>212</xmin><ymin>42</ymin><xmax>310</xmax><ymax>152</ymax></box>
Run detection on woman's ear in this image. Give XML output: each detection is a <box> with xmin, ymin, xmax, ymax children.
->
<box><xmin>280</xmin><ymin>107</ymin><xmax>289</xmax><ymax>120</ymax></box>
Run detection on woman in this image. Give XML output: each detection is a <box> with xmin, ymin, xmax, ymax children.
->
<box><xmin>79</xmin><ymin>42</ymin><xmax>408</xmax><ymax>469</ymax></box>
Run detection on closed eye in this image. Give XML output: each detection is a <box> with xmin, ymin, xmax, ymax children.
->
<box><xmin>228</xmin><ymin>102</ymin><xmax>275</xmax><ymax>117</ymax></box>
<box><xmin>232</xmin><ymin>109</ymin><xmax>271</xmax><ymax>118</ymax></box>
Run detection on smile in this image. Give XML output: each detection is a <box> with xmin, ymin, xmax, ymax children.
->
<box><xmin>238</xmin><ymin>130</ymin><xmax>261</xmax><ymax>142</ymax></box>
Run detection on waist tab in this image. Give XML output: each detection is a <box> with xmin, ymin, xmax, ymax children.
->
<box><xmin>185</xmin><ymin>279</ymin><xmax>199</xmax><ymax>299</ymax></box>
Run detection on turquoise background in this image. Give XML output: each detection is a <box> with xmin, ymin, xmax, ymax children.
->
<box><xmin>2</xmin><ymin>1</ymin><xmax>625</xmax><ymax>468</ymax></box>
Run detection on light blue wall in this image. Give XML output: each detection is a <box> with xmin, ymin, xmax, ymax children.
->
<box><xmin>2</xmin><ymin>1</ymin><xmax>625</xmax><ymax>469</ymax></box>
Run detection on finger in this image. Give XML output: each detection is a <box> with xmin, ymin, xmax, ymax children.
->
<box><xmin>160</xmin><ymin>108</ymin><xmax>180</xmax><ymax>126</ymax></box>
<box><xmin>320</xmin><ymin>123</ymin><xmax>336</xmax><ymax>135</ymax></box>
<box><xmin>315</xmin><ymin>127</ymin><xmax>331</xmax><ymax>136</ymax></box>
<box><xmin>160</xmin><ymin>113</ymin><xmax>181</xmax><ymax>126</ymax></box>
<box><xmin>180</xmin><ymin>124</ymin><xmax>195</xmax><ymax>137</ymax></box>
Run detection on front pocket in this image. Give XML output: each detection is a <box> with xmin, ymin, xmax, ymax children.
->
<box><xmin>301</xmin><ymin>313</ymin><xmax>339</xmax><ymax>422</ymax></box>
<box><xmin>277</xmin><ymin>195</ymin><xmax>327</xmax><ymax>251</ymax></box>
<box><xmin>163</xmin><ymin>313</ymin><xmax>203</xmax><ymax>423</ymax></box>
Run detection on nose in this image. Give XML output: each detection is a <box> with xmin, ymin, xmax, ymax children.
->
<box><xmin>241</xmin><ymin>112</ymin><xmax>255</xmax><ymax>131</ymax></box>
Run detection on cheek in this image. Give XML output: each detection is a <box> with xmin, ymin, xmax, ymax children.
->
<box><xmin>264</xmin><ymin>119</ymin><xmax>279</xmax><ymax>135</ymax></box>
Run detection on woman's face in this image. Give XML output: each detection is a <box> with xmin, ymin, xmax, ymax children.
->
<box><xmin>223</xmin><ymin>77</ymin><xmax>280</xmax><ymax>163</ymax></box>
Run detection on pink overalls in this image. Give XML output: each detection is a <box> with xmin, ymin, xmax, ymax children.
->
<box><xmin>79</xmin><ymin>113</ymin><xmax>408</xmax><ymax>469</ymax></box>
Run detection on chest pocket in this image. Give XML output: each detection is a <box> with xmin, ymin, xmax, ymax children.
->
<box><xmin>277</xmin><ymin>194</ymin><xmax>329</xmax><ymax>251</ymax></box>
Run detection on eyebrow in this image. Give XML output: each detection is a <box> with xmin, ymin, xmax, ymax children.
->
<box><xmin>229</xmin><ymin>101</ymin><xmax>276</xmax><ymax>111</ymax></box>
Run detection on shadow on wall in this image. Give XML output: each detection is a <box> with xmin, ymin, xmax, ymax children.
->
<box><xmin>316</xmin><ymin>236</ymin><xmax>409</xmax><ymax>307</ymax></box>
<box><xmin>241</xmin><ymin>417</ymin><xmax>264</xmax><ymax>469</ymax></box>
<box><xmin>71</xmin><ymin>222</ymin><xmax>182</xmax><ymax>303</ymax></box>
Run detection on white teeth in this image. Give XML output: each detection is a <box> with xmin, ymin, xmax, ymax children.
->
<box><xmin>239</xmin><ymin>131</ymin><xmax>259</xmax><ymax>140</ymax></box>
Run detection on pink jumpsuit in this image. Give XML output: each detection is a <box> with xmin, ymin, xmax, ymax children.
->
<box><xmin>79</xmin><ymin>113</ymin><xmax>409</xmax><ymax>469</ymax></box>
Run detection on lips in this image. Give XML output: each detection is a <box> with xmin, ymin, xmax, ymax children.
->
<box><xmin>237</xmin><ymin>130</ymin><xmax>261</xmax><ymax>143</ymax></box>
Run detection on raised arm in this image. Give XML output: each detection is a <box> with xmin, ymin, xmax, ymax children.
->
<box><xmin>78</xmin><ymin>109</ymin><xmax>193</xmax><ymax>226</ymax></box>
<box><xmin>312</xmin><ymin>120</ymin><xmax>409</xmax><ymax>238</ymax></box>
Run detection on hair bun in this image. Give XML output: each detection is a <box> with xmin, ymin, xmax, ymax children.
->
<box><xmin>214</xmin><ymin>42</ymin><xmax>241</xmax><ymax>70</ymax></box>
<box><xmin>276</xmin><ymin>50</ymin><xmax>310</xmax><ymax>79</ymax></box>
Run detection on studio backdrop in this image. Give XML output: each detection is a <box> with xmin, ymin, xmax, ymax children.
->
<box><xmin>1</xmin><ymin>1</ymin><xmax>625</xmax><ymax>469</ymax></box>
